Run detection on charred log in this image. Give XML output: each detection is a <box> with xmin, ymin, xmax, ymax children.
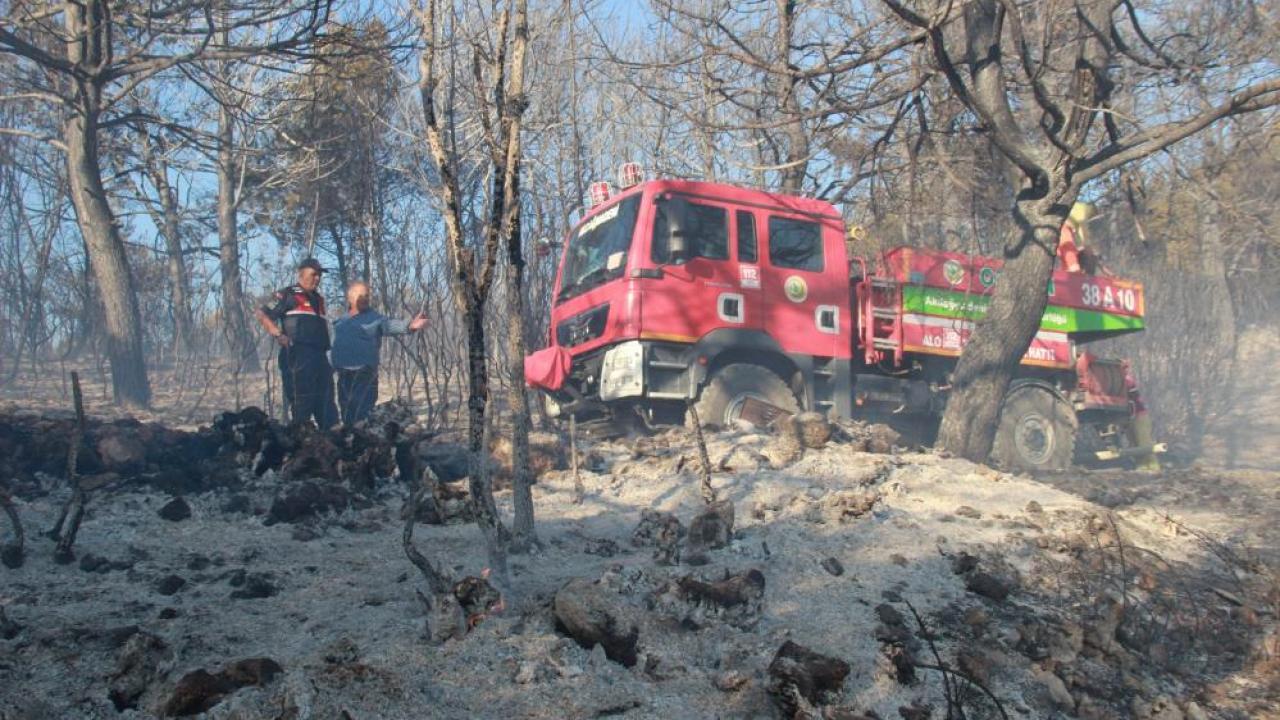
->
<box><xmin>676</xmin><ymin>568</ymin><xmax>764</xmax><ymax>609</ymax></box>
<box><xmin>684</xmin><ymin>499</ymin><xmax>734</xmax><ymax>565</ymax></box>
<box><xmin>0</xmin><ymin>486</ymin><xmax>24</xmax><ymax>569</ymax></box>
<box><xmin>553</xmin><ymin>578</ymin><xmax>640</xmax><ymax>667</ymax></box>
<box><xmin>767</xmin><ymin>640</ymin><xmax>851</xmax><ymax>711</ymax></box>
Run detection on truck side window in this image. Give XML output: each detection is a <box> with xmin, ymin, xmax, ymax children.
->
<box><xmin>652</xmin><ymin>200</ymin><xmax>728</xmax><ymax>263</ymax></box>
<box><xmin>737</xmin><ymin>210</ymin><xmax>757</xmax><ymax>263</ymax></box>
<box><xmin>768</xmin><ymin>216</ymin><xmax>824</xmax><ymax>272</ymax></box>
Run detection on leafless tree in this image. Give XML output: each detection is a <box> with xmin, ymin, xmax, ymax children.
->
<box><xmin>215</xmin><ymin>91</ymin><xmax>261</xmax><ymax>373</ymax></box>
<box><xmin>589</xmin><ymin>1</ymin><xmax>921</xmax><ymax>196</ymax></box>
<box><xmin>415</xmin><ymin>0</ymin><xmax>537</xmax><ymax>585</ymax></box>
<box><xmin>0</xmin><ymin>127</ymin><xmax>67</xmax><ymax>382</ymax></box>
<box><xmin>129</xmin><ymin>126</ymin><xmax>197</xmax><ymax>355</ymax></box>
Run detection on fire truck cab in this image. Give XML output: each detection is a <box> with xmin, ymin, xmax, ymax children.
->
<box><xmin>529</xmin><ymin>179</ymin><xmax>853</xmax><ymax>421</ymax></box>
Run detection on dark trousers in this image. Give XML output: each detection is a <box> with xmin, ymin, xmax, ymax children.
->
<box><xmin>336</xmin><ymin>366</ymin><xmax>379</xmax><ymax>426</ymax></box>
<box><xmin>279</xmin><ymin>345</ymin><xmax>338</xmax><ymax>428</ymax></box>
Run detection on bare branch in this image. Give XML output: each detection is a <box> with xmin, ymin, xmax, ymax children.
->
<box><xmin>0</xmin><ymin>127</ymin><xmax>67</xmax><ymax>151</ymax></box>
<box><xmin>1075</xmin><ymin>78</ymin><xmax>1280</xmax><ymax>185</ymax></box>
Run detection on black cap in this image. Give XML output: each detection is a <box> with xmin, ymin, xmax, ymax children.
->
<box><xmin>298</xmin><ymin>257</ymin><xmax>327</xmax><ymax>274</ymax></box>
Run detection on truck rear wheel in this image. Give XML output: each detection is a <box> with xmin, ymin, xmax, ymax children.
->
<box><xmin>990</xmin><ymin>385</ymin><xmax>1076</xmax><ymax>472</ymax></box>
<box><xmin>689</xmin><ymin>363</ymin><xmax>800</xmax><ymax>430</ymax></box>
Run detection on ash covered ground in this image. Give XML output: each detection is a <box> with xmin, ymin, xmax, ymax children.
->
<box><xmin>1</xmin><ymin>405</ymin><xmax>1277</xmax><ymax>719</ymax></box>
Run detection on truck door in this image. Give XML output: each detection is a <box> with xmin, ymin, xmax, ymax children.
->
<box><xmin>760</xmin><ymin>213</ymin><xmax>846</xmax><ymax>359</ymax></box>
<box><xmin>645</xmin><ymin>198</ymin><xmax>741</xmax><ymax>342</ymax></box>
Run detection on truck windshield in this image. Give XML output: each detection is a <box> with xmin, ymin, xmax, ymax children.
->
<box><xmin>558</xmin><ymin>195</ymin><xmax>641</xmax><ymax>303</ymax></box>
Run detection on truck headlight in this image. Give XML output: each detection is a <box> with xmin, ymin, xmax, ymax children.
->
<box><xmin>599</xmin><ymin>341</ymin><xmax>645</xmax><ymax>401</ymax></box>
<box><xmin>542</xmin><ymin>392</ymin><xmax>562</xmax><ymax>419</ymax></box>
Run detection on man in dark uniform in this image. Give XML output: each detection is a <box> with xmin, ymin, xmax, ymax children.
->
<box><xmin>254</xmin><ymin>258</ymin><xmax>339</xmax><ymax>428</ymax></box>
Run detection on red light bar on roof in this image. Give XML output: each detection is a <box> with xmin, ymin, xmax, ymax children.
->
<box><xmin>587</xmin><ymin>181</ymin><xmax>612</xmax><ymax>209</ymax></box>
<box><xmin>618</xmin><ymin>162</ymin><xmax>643</xmax><ymax>188</ymax></box>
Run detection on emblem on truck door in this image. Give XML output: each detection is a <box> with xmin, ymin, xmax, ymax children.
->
<box><xmin>784</xmin><ymin>276</ymin><xmax>808</xmax><ymax>303</ymax></box>
<box><xmin>943</xmin><ymin>259</ymin><xmax>966</xmax><ymax>286</ymax></box>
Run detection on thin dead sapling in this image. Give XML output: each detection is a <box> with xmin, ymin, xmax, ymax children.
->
<box><xmin>50</xmin><ymin>371</ymin><xmax>88</xmax><ymax>563</ymax></box>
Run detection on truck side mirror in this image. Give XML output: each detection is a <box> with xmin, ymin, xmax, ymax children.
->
<box><xmin>658</xmin><ymin>196</ymin><xmax>693</xmax><ymax>265</ymax></box>
<box><xmin>535</xmin><ymin>237</ymin><xmax>561</xmax><ymax>258</ymax></box>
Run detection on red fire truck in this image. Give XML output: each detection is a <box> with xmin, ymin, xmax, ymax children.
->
<box><xmin>524</xmin><ymin>173</ymin><xmax>1158</xmax><ymax>471</ymax></box>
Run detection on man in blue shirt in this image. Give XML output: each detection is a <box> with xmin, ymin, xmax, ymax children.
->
<box><xmin>331</xmin><ymin>282</ymin><xmax>428</xmax><ymax>425</ymax></box>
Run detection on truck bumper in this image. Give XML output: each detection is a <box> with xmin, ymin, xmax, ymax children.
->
<box><xmin>536</xmin><ymin>339</ymin><xmax>696</xmax><ymax>419</ymax></box>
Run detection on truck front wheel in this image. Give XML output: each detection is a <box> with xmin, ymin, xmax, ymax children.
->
<box><xmin>689</xmin><ymin>363</ymin><xmax>800</xmax><ymax>429</ymax></box>
<box><xmin>990</xmin><ymin>385</ymin><xmax>1077</xmax><ymax>472</ymax></box>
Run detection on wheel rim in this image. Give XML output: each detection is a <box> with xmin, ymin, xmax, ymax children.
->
<box><xmin>1014</xmin><ymin>412</ymin><xmax>1055</xmax><ymax>465</ymax></box>
<box><xmin>724</xmin><ymin>392</ymin><xmax>768</xmax><ymax>427</ymax></box>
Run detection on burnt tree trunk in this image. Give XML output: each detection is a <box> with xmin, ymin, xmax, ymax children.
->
<box><xmin>503</xmin><ymin>0</ymin><xmax>537</xmax><ymax>553</ymax></box>
<box><xmin>53</xmin><ymin>371</ymin><xmax>88</xmax><ymax>563</ymax></box>
<box><xmin>157</xmin><ymin>176</ymin><xmax>195</xmax><ymax>354</ymax></box>
<box><xmin>893</xmin><ymin>0</ymin><xmax>1110</xmax><ymax>462</ymax></box>
<box><xmin>63</xmin><ymin>4</ymin><xmax>151</xmax><ymax>408</ymax></box>
<box><xmin>463</xmin><ymin>305</ymin><xmax>511</xmax><ymax>580</ymax></box>
<box><xmin>506</xmin><ymin>276</ymin><xmax>537</xmax><ymax>551</ymax></box>
<box><xmin>935</xmin><ymin>205</ymin><xmax>1063</xmax><ymax>460</ymax></box>
<box><xmin>417</xmin><ymin>0</ymin><xmax>533</xmax><ymax>589</ymax></box>
<box><xmin>0</xmin><ymin>486</ymin><xmax>24</xmax><ymax>569</ymax></box>
<box><xmin>505</xmin><ymin>275</ymin><xmax>537</xmax><ymax>550</ymax></box>
<box><xmin>217</xmin><ymin>104</ymin><xmax>260</xmax><ymax>372</ymax></box>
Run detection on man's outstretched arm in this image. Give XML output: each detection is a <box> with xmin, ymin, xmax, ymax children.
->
<box><xmin>381</xmin><ymin>312</ymin><xmax>429</xmax><ymax>336</ymax></box>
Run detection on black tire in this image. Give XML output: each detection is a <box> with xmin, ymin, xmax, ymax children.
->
<box><xmin>688</xmin><ymin>363</ymin><xmax>800</xmax><ymax>430</ymax></box>
<box><xmin>990</xmin><ymin>384</ymin><xmax>1077</xmax><ymax>472</ymax></box>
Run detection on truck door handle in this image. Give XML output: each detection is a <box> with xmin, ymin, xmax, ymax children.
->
<box><xmin>815</xmin><ymin>305</ymin><xmax>838</xmax><ymax>334</ymax></box>
<box><xmin>718</xmin><ymin>293</ymin><xmax>745</xmax><ymax>324</ymax></box>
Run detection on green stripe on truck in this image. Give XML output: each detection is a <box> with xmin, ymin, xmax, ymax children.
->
<box><xmin>901</xmin><ymin>285</ymin><xmax>1144</xmax><ymax>334</ymax></box>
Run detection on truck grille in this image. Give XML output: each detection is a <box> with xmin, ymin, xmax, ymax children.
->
<box><xmin>556</xmin><ymin>304</ymin><xmax>610</xmax><ymax>347</ymax></box>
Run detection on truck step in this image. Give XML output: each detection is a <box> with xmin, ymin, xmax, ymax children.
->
<box><xmin>1095</xmin><ymin>443</ymin><xmax>1168</xmax><ymax>461</ymax></box>
<box><xmin>872</xmin><ymin>339</ymin><xmax>900</xmax><ymax>349</ymax></box>
<box><xmin>870</xmin><ymin>277</ymin><xmax>898</xmax><ymax>288</ymax></box>
<box><xmin>871</xmin><ymin>308</ymin><xmax>898</xmax><ymax>319</ymax></box>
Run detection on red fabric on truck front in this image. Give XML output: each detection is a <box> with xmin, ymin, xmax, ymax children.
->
<box><xmin>524</xmin><ymin>345</ymin><xmax>572</xmax><ymax>391</ymax></box>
